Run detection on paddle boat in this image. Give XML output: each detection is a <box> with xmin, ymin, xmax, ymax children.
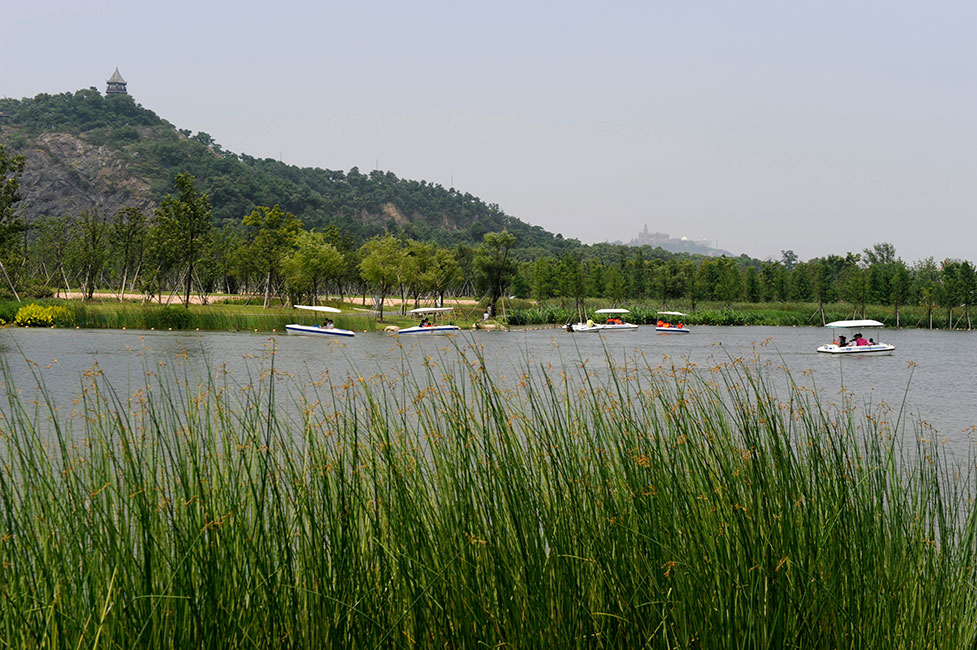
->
<box><xmin>395</xmin><ymin>307</ymin><xmax>461</xmax><ymax>335</ymax></box>
<box><xmin>816</xmin><ymin>319</ymin><xmax>894</xmax><ymax>354</ymax></box>
<box><xmin>568</xmin><ymin>308</ymin><xmax>638</xmax><ymax>333</ymax></box>
<box><xmin>285</xmin><ymin>305</ymin><xmax>356</xmax><ymax>337</ymax></box>
<box><xmin>656</xmin><ymin>311</ymin><xmax>690</xmax><ymax>334</ymax></box>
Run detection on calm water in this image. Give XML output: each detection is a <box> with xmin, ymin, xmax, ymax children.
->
<box><xmin>1</xmin><ymin>325</ymin><xmax>975</xmax><ymax>455</ymax></box>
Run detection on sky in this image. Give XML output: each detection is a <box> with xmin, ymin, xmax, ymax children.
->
<box><xmin>2</xmin><ymin>0</ymin><xmax>975</xmax><ymax>263</ymax></box>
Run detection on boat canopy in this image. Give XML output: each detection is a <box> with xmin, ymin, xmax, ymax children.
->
<box><xmin>295</xmin><ymin>304</ymin><xmax>341</xmax><ymax>314</ymax></box>
<box><xmin>595</xmin><ymin>308</ymin><xmax>630</xmax><ymax>314</ymax></box>
<box><xmin>409</xmin><ymin>307</ymin><xmax>454</xmax><ymax>315</ymax></box>
<box><xmin>658</xmin><ymin>311</ymin><xmax>687</xmax><ymax>317</ymax></box>
<box><xmin>825</xmin><ymin>319</ymin><xmax>885</xmax><ymax>329</ymax></box>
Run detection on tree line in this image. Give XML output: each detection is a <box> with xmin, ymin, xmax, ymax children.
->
<box><xmin>2</xmin><ymin>143</ymin><xmax>975</xmax><ymax>327</ymax></box>
<box><xmin>511</xmin><ymin>244</ymin><xmax>976</xmax><ymax>328</ymax></box>
<box><xmin>0</xmin><ymin>149</ymin><xmax>520</xmax><ymax>319</ymax></box>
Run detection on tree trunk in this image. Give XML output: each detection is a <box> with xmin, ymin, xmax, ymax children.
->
<box><xmin>129</xmin><ymin>263</ymin><xmax>142</xmax><ymax>301</ymax></box>
<box><xmin>119</xmin><ymin>267</ymin><xmax>129</xmax><ymax>301</ymax></box>
<box><xmin>0</xmin><ymin>259</ymin><xmax>20</xmax><ymax>302</ymax></box>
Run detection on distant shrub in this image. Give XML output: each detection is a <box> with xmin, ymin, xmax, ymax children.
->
<box><xmin>14</xmin><ymin>303</ymin><xmax>75</xmax><ymax>328</ymax></box>
<box><xmin>24</xmin><ymin>283</ymin><xmax>55</xmax><ymax>299</ymax></box>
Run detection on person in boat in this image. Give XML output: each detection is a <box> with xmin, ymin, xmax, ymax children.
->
<box><xmin>837</xmin><ymin>335</ymin><xmax>847</xmax><ymax>347</ymax></box>
<box><xmin>586</xmin><ymin>318</ymin><xmax>595</xmax><ymax>328</ymax></box>
<box><xmin>854</xmin><ymin>333</ymin><xmax>869</xmax><ymax>346</ymax></box>
<box><xmin>868</xmin><ymin>337</ymin><xmax>876</xmax><ymax>345</ymax></box>
<box><xmin>657</xmin><ymin>319</ymin><xmax>664</xmax><ymax>327</ymax></box>
<box><xmin>676</xmin><ymin>322</ymin><xmax>684</xmax><ymax>329</ymax></box>
<box><xmin>322</xmin><ymin>319</ymin><xmax>334</xmax><ymax>329</ymax></box>
<box><xmin>420</xmin><ymin>318</ymin><xmax>430</xmax><ymax>328</ymax></box>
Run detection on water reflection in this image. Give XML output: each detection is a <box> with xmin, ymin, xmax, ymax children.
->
<box><xmin>1</xmin><ymin>325</ymin><xmax>975</xmax><ymax>455</ymax></box>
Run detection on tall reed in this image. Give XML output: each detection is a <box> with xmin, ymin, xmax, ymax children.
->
<box><xmin>0</xmin><ymin>342</ymin><xmax>974</xmax><ymax>647</ymax></box>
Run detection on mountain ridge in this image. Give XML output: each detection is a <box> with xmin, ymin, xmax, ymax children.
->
<box><xmin>1</xmin><ymin>88</ymin><xmax>578</xmax><ymax>256</ymax></box>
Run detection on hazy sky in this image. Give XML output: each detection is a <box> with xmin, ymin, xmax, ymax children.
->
<box><xmin>3</xmin><ymin>1</ymin><xmax>975</xmax><ymax>262</ymax></box>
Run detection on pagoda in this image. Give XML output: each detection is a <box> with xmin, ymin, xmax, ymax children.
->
<box><xmin>106</xmin><ymin>68</ymin><xmax>127</xmax><ymax>95</ymax></box>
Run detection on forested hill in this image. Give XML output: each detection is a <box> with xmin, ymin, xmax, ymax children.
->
<box><xmin>0</xmin><ymin>88</ymin><xmax>576</xmax><ymax>256</ymax></box>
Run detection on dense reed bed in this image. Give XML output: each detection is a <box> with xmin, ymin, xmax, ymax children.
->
<box><xmin>0</xmin><ymin>343</ymin><xmax>975</xmax><ymax>647</ymax></box>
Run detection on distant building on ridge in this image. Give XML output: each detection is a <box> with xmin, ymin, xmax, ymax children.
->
<box><xmin>106</xmin><ymin>68</ymin><xmax>128</xmax><ymax>95</ymax></box>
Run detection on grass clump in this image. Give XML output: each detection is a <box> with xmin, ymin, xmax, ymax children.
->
<box><xmin>0</xmin><ymin>345</ymin><xmax>975</xmax><ymax>647</ymax></box>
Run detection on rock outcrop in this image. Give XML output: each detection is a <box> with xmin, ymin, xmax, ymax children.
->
<box><xmin>12</xmin><ymin>131</ymin><xmax>156</xmax><ymax>220</ymax></box>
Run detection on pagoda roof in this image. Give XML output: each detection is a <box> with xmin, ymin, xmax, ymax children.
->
<box><xmin>107</xmin><ymin>68</ymin><xmax>126</xmax><ymax>84</ymax></box>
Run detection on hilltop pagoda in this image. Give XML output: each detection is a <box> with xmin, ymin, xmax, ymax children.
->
<box><xmin>106</xmin><ymin>68</ymin><xmax>128</xmax><ymax>95</ymax></box>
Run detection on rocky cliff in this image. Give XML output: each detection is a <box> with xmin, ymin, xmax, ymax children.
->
<box><xmin>8</xmin><ymin>129</ymin><xmax>156</xmax><ymax>220</ymax></box>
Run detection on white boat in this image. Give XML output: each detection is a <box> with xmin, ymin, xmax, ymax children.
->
<box><xmin>656</xmin><ymin>311</ymin><xmax>690</xmax><ymax>334</ymax></box>
<box><xmin>816</xmin><ymin>319</ymin><xmax>894</xmax><ymax>354</ymax></box>
<box><xmin>569</xmin><ymin>308</ymin><xmax>638</xmax><ymax>332</ymax></box>
<box><xmin>395</xmin><ymin>307</ymin><xmax>461</xmax><ymax>335</ymax></box>
<box><xmin>285</xmin><ymin>305</ymin><xmax>356</xmax><ymax>337</ymax></box>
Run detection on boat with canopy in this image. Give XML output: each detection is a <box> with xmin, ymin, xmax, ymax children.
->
<box><xmin>816</xmin><ymin>319</ymin><xmax>894</xmax><ymax>354</ymax></box>
<box><xmin>569</xmin><ymin>308</ymin><xmax>638</xmax><ymax>333</ymax></box>
<box><xmin>396</xmin><ymin>307</ymin><xmax>461</xmax><ymax>334</ymax></box>
<box><xmin>656</xmin><ymin>311</ymin><xmax>690</xmax><ymax>334</ymax></box>
<box><xmin>285</xmin><ymin>305</ymin><xmax>355</xmax><ymax>337</ymax></box>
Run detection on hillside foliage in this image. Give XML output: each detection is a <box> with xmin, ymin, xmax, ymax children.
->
<box><xmin>0</xmin><ymin>89</ymin><xmax>575</xmax><ymax>255</ymax></box>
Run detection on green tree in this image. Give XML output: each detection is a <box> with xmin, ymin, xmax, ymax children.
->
<box><xmin>32</xmin><ymin>216</ymin><xmax>74</xmax><ymax>297</ymax></box>
<box><xmin>359</xmin><ymin>235</ymin><xmax>402</xmax><ymax>320</ymax></box>
<box><xmin>889</xmin><ymin>260</ymin><xmax>911</xmax><ymax>328</ymax></box>
<box><xmin>112</xmin><ymin>207</ymin><xmax>148</xmax><ymax>300</ymax></box>
<box><xmin>474</xmin><ymin>231</ymin><xmax>516</xmax><ymax>317</ymax></box>
<box><xmin>155</xmin><ymin>173</ymin><xmax>213</xmax><ymax>307</ymax></box>
<box><xmin>788</xmin><ymin>264</ymin><xmax>813</xmax><ymax>302</ymax></box>
<box><xmin>863</xmin><ymin>242</ymin><xmax>896</xmax><ymax>266</ymax></box>
<box><xmin>780</xmin><ymin>249</ymin><xmax>798</xmax><ymax>270</ymax></box>
<box><xmin>400</xmin><ymin>240</ymin><xmax>430</xmax><ymax>312</ymax></box>
<box><xmin>241</xmin><ymin>204</ymin><xmax>303</xmax><ymax>307</ymax></box>
<box><xmin>744</xmin><ymin>266</ymin><xmax>762</xmax><ymax>303</ymax></box>
<box><xmin>531</xmin><ymin>257</ymin><xmax>557</xmax><ymax>305</ymax></box>
<box><xmin>940</xmin><ymin>260</ymin><xmax>965</xmax><ymax>329</ymax></box>
<box><xmin>68</xmin><ymin>209</ymin><xmax>110</xmax><ymax>300</ymax></box>
<box><xmin>0</xmin><ymin>144</ymin><xmax>26</xmax><ymax>299</ymax></box>
<box><xmin>558</xmin><ymin>253</ymin><xmax>587</xmax><ymax>317</ymax></box>
<box><xmin>679</xmin><ymin>260</ymin><xmax>701</xmax><ymax>312</ymax></box>
<box><xmin>426</xmin><ymin>246</ymin><xmax>463</xmax><ymax>306</ymax></box>
<box><xmin>282</xmin><ymin>230</ymin><xmax>344</xmax><ymax>304</ymax></box>
<box><xmin>715</xmin><ymin>258</ymin><xmax>743</xmax><ymax>308</ymax></box>
<box><xmin>604</xmin><ymin>264</ymin><xmax>625</xmax><ymax>306</ymax></box>
<box><xmin>915</xmin><ymin>258</ymin><xmax>940</xmax><ymax>328</ymax></box>
<box><xmin>958</xmin><ymin>261</ymin><xmax>976</xmax><ymax>330</ymax></box>
<box><xmin>841</xmin><ymin>265</ymin><xmax>869</xmax><ymax>319</ymax></box>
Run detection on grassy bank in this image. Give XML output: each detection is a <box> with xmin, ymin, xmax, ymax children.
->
<box><xmin>505</xmin><ymin>299</ymin><xmax>974</xmax><ymax>328</ymax></box>
<box><xmin>0</xmin><ymin>347</ymin><xmax>974</xmax><ymax>647</ymax></box>
<box><xmin>0</xmin><ymin>299</ymin><xmax>480</xmax><ymax>332</ymax></box>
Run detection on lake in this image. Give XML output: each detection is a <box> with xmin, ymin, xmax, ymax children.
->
<box><xmin>1</xmin><ymin>325</ymin><xmax>975</xmax><ymax>457</ymax></box>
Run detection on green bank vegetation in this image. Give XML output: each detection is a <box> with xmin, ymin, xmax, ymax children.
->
<box><xmin>0</xmin><ymin>347</ymin><xmax>974</xmax><ymax>646</ymax></box>
<box><xmin>0</xmin><ymin>300</ymin><xmax>422</xmax><ymax>333</ymax></box>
